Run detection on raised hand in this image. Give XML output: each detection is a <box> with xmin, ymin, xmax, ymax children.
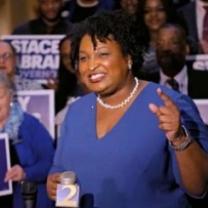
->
<box><xmin>149</xmin><ymin>88</ymin><xmax>184</xmax><ymax>142</ymax></box>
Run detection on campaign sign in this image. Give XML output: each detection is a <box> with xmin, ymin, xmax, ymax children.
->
<box><xmin>16</xmin><ymin>90</ymin><xmax>55</xmax><ymax>139</ymax></box>
<box><xmin>186</xmin><ymin>55</ymin><xmax>208</xmax><ymax>71</ymax></box>
<box><xmin>2</xmin><ymin>35</ymin><xmax>64</xmax><ymax>83</ymax></box>
<box><xmin>0</xmin><ymin>133</ymin><xmax>12</xmax><ymax>196</ymax></box>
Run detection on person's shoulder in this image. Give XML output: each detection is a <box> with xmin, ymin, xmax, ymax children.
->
<box><xmin>158</xmin><ymin>83</ymin><xmax>198</xmax><ymax>112</ymax></box>
<box><xmin>62</xmin><ymin>93</ymin><xmax>95</xmax><ymax>124</ymax></box>
<box><xmin>19</xmin><ymin>113</ymin><xmax>42</xmax><ymax>132</ymax></box>
<box><xmin>178</xmin><ymin>1</ymin><xmax>195</xmax><ymax>13</ymax></box>
<box><xmin>21</xmin><ymin>112</ymin><xmax>51</xmax><ymax>133</ymax></box>
<box><xmin>59</xmin><ymin>18</ymin><xmax>74</xmax><ymax>31</ymax></box>
<box><xmin>70</xmin><ymin>93</ymin><xmax>95</xmax><ymax>109</ymax></box>
<box><xmin>12</xmin><ymin>18</ymin><xmax>44</xmax><ymax>35</ymax></box>
<box><xmin>153</xmin><ymin>82</ymin><xmax>199</xmax><ymax>116</ymax></box>
<box><xmin>22</xmin><ymin>112</ymin><xmax>41</xmax><ymax>124</ymax></box>
<box><xmin>146</xmin><ymin>81</ymin><xmax>185</xmax><ymax>102</ymax></box>
<box><xmin>12</xmin><ymin>19</ymin><xmax>38</xmax><ymax>35</ymax></box>
<box><xmin>12</xmin><ymin>22</ymin><xmax>30</xmax><ymax>34</ymax></box>
<box><xmin>143</xmin><ymin>81</ymin><xmax>173</xmax><ymax>94</ymax></box>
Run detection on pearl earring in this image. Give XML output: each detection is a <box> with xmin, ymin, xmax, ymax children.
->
<box><xmin>128</xmin><ymin>61</ymin><xmax>132</xmax><ymax>70</ymax></box>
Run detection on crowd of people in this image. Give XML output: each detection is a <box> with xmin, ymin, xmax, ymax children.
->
<box><xmin>0</xmin><ymin>0</ymin><xmax>208</xmax><ymax>207</ymax></box>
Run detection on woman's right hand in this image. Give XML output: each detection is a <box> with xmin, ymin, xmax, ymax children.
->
<box><xmin>47</xmin><ymin>172</ymin><xmax>61</xmax><ymax>200</ymax></box>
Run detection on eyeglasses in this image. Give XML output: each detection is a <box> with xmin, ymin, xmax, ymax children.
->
<box><xmin>0</xmin><ymin>53</ymin><xmax>13</xmax><ymax>62</ymax></box>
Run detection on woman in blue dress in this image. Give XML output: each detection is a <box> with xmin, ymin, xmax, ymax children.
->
<box><xmin>47</xmin><ymin>11</ymin><xmax>208</xmax><ymax>207</ymax></box>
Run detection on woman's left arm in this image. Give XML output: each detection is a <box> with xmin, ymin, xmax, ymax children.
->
<box><xmin>149</xmin><ymin>88</ymin><xmax>208</xmax><ymax>197</ymax></box>
<box><xmin>21</xmin><ymin>116</ymin><xmax>55</xmax><ymax>182</ymax></box>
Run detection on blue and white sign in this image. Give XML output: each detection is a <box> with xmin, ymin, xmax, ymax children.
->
<box><xmin>0</xmin><ymin>133</ymin><xmax>12</xmax><ymax>196</ymax></box>
<box><xmin>17</xmin><ymin>90</ymin><xmax>55</xmax><ymax>139</ymax></box>
<box><xmin>186</xmin><ymin>55</ymin><xmax>208</xmax><ymax>71</ymax></box>
<box><xmin>2</xmin><ymin>35</ymin><xmax>64</xmax><ymax>82</ymax></box>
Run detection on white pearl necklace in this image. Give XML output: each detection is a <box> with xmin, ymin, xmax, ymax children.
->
<box><xmin>97</xmin><ymin>77</ymin><xmax>139</xmax><ymax>110</ymax></box>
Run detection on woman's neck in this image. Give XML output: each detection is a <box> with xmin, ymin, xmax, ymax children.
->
<box><xmin>150</xmin><ymin>31</ymin><xmax>158</xmax><ymax>48</ymax></box>
<box><xmin>97</xmin><ymin>76</ymin><xmax>139</xmax><ymax>108</ymax></box>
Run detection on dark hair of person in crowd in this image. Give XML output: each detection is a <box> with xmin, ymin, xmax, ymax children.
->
<box><xmin>71</xmin><ymin>10</ymin><xmax>145</xmax><ymax>77</ymax></box>
<box><xmin>55</xmin><ymin>33</ymin><xmax>78</xmax><ymax>113</ymax></box>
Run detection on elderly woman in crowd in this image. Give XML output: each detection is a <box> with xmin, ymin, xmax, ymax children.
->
<box><xmin>47</xmin><ymin>11</ymin><xmax>208</xmax><ymax>208</ymax></box>
<box><xmin>0</xmin><ymin>71</ymin><xmax>54</xmax><ymax>208</ymax></box>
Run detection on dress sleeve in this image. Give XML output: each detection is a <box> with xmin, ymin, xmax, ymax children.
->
<box><xmin>170</xmin><ymin>94</ymin><xmax>208</xmax><ymax>186</ymax></box>
<box><xmin>179</xmin><ymin>95</ymin><xmax>208</xmax><ymax>151</ymax></box>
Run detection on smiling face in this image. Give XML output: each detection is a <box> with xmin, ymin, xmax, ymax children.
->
<box><xmin>78</xmin><ymin>34</ymin><xmax>131</xmax><ymax>96</ymax></box>
<box><xmin>144</xmin><ymin>0</ymin><xmax>167</xmax><ymax>33</ymax></box>
<box><xmin>156</xmin><ymin>25</ymin><xmax>187</xmax><ymax>77</ymax></box>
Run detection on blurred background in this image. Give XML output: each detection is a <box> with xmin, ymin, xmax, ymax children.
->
<box><xmin>0</xmin><ymin>0</ymin><xmax>37</xmax><ymax>34</ymax></box>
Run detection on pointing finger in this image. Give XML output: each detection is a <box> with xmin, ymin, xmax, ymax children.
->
<box><xmin>156</xmin><ymin>88</ymin><xmax>174</xmax><ymax>106</ymax></box>
<box><xmin>149</xmin><ymin>103</ymin><xmax>161</xmax><ymax>117</ymax></box>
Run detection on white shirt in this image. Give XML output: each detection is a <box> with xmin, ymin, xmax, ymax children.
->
<box><xmin>160</xmin><ymin>66</ymin><xmax>188</xmax><ymax>95</ymax></box>
<box><xmin>55</xmin><ymin>96</ymin><xmax>80</xmax><ymax>138</ymax></box>
<box><xmin>196</xmin><ymin>0</ymin><xmax>208</xmax><ymax>40</ymax></box>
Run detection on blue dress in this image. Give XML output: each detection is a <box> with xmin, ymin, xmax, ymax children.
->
<box><xmin>13</xmin><ymin>113</ymin><xmax>54</xmax><ymax>208</ymax></box>
<box><xmin>51</xmin><ymin>82</ymin><xmax>208</xmax><ymax>208</ymax></box>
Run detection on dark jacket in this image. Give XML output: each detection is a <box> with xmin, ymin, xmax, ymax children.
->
<box><xmin>178</xmin><ymin>1</ymin><xmax>201</xmax><ymax>54</ymax></box>
<box><xmin>143</xmin><ymin>64</ymin><xmax>208</xmax><ymax>99</ymax></box>
<box><xmin>13</xmin><ymin>17</ymin><xmax>73</xmax><ymax>35</ymax></box>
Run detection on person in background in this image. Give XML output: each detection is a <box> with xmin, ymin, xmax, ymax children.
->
<box><xmin>0</xmin><ymin>71</ymin><xmax>54</xmax><ymax>208</ymax></box>
<box><xmin>119</xmin><ymin>0</ymin><xmax>140</xmax><ymax>17</ymax></box>
<box><xmin>47</xmin><ymin>11</ymin><xmax>208</xmax><ymax>208</ymax></box>
<box><xmin>0</xmin><ymin>40</ymin><xmax>42</xmax><ymax>91</ymax></box>
<box><xmin>136</xmin><ymin>0</ymin><xmax>183</xmax><ymax>80</ymax></box>
<box><xmin>178</xmin><ymin>0</ymin><xmax>208</xmax><ymax>54</ymax></box>
<box><xmin>54</xmin><ymin>33</ymin><xmax>86</xmax><ymax>136</ymax></box>
<box><xmin>64</xmin><ymin>0</ymin><xmax>115</xmax><ymax>23</ymax></box>
<box><xmin>55</xmin><ymin>33</ymin><xmax>84</xmax><ymax>114</ymax></box>
<box><xmin>12</xmin><ymin>0</ymin><xmax>72</xmax><ymax>35</ymax></box>
<box><xmin>155</xmin><ymin>23</ymin><xmax>208</xmax><ymax>99</ymax></box>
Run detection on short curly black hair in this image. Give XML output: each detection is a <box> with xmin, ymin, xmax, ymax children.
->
<box><xmin>71</xmin><ymin>10</ymin><xmax>145</xmax><ymax>76</ymax></box>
